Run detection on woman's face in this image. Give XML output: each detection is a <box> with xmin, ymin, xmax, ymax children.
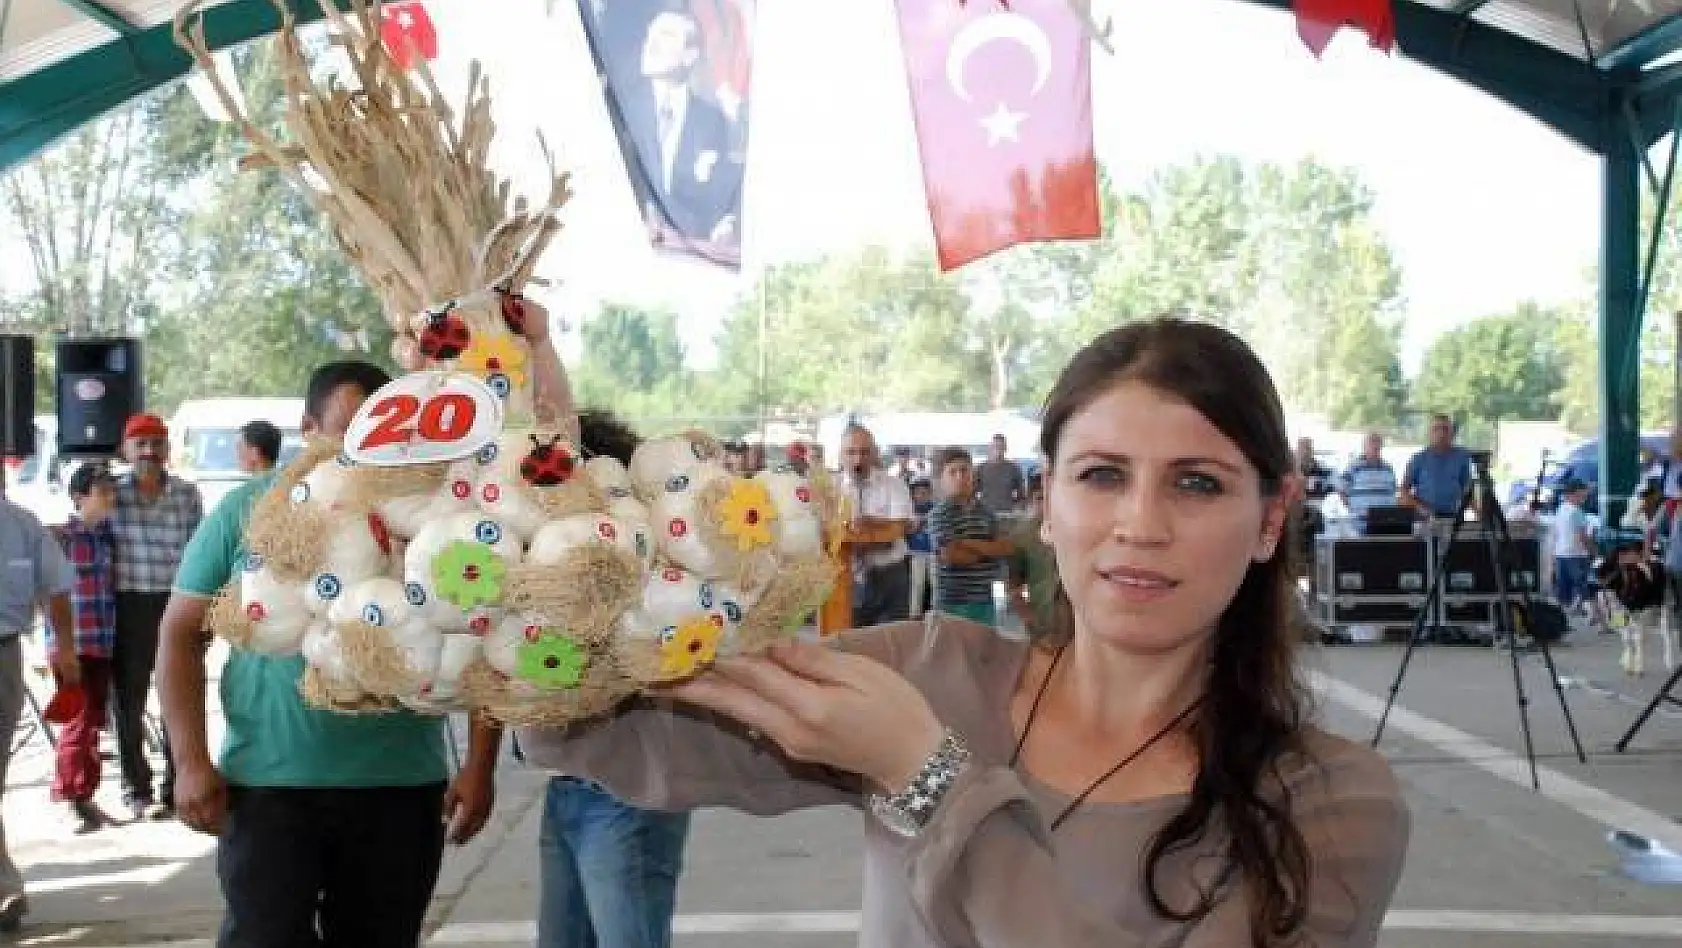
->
<box><xmin>1043</xmin><ymin>380</ymin><xmax>1287</xmax><ymax>656</ymax></box>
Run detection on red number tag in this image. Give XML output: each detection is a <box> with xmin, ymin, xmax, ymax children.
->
<box><xmin>344</xmin><ymin>372</ymin><xmax>503</xmax><ymax>467</ymax></box>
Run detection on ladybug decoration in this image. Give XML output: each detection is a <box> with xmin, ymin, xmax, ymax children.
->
<box><xmin>417</xmin><ymin>301</ymin><xmax>472</xmax><ymax>361</ymax></box>
<box><xmin>498</xmin><ymin>288</ymin><xmax>528</xmax><ymax>336</ymax></box>
<box><xmin>520</xmin><ymin>434</ymin><xmax>577</xmax><ymax>487</ymax></box>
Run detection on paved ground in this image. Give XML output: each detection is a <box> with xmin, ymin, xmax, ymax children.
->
<box><xmin>4</xmin><ymin>625</ymin><xmax>1681</xmax><ymax>947</ymax></box>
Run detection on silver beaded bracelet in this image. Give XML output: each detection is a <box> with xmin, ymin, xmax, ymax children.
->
<box><xmin>868</xmin><ymin>729</ymin><xmax>972</xmax><ymax>838</ymax></box>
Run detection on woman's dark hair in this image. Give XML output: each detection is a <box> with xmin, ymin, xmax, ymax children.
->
<box><xmin>578</xmin><ymin>409</ymin><xmax>642</xmax><ymax>466</ymax></box>
<box><xmin>1038</xmin><ymin>317</ymin><xmax>1309</xmax><ymax>948</ymax></box>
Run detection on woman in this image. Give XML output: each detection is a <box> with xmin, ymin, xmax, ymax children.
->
<box><xmin>526</xmin><ymin>318</ymin><xmax>1409</xmax><ymax>947</ymax></box>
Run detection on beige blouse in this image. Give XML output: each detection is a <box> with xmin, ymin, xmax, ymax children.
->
<box><xmin>518</xmin><ymin>617</ymin><xmax>1410</xmax><ymax>948</ymax></box>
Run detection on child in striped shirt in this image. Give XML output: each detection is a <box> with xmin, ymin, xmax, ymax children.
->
<box><xmin>928</xmin><ymin>447</ymin><xmax>1013</xmax><ymax>626</ymax></box>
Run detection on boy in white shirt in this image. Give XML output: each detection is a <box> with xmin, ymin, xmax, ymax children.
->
<box><xmin>1552</xmin><ymin>480</ymin><xmax>1594</xmax><ymax>613</ymax></box>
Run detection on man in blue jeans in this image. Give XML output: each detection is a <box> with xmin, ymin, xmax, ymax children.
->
<box><xmin>536</xmin><ymin>777</ymin><xmax>689</xmax><ymax>948</ymax></box>
<box><xmin>520</xmin><ymin>409</ymin><xmax>690</xmax><ymax>948</ymax></box>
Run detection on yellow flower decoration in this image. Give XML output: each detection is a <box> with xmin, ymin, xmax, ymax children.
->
<box><xmin>459</xmin><ymin>333</ymin><xmax>528</xmax><ymax>390</ymax></box>
<box><xmin>657</xmin><ymin>616</ymin><xmax>722</xmax><ymax>680</ymax></box>
<box><xmin>716</xmin><ymin>479</ymin><xmax>777</xmax><ymax>552</ymax></box>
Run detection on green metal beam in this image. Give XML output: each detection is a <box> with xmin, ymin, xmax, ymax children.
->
<box><xmin>55</xmin><ymin>0</ymin><xmax>138</xmax><ymax>36</ymax></box>
<box><xmin>1239</xmin><ymin>0</ymin><xmax>1613</xmax><ymax>152</ymax></box>
<box><xmin>1599</xmin><ymin>13</ymin><xmax>1682</xmax><ymax>72</ymax></box>
<box><xmin>1449</xmin><ymin>0</ymin><xmax>1495</xmax><ymax>16</ymax></box>
<box><xmin>1599</xmin><ymin>104</ymin><xmax>1644</xmax><ymax>527</ymax></box>
<box><xmin>0</xmin><ymin>0</ymin><xmax>327</xmax><ymax>173</ymax></box>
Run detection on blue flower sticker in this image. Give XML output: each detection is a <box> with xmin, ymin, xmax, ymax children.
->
<box><xmin>474</xmin><ymin>520</ymin><xmax>503</xmax><ymax>545</ymax></box>
<box><xmin>314</xmin><ymin>573</ymin><xmax>343</xmax><ymax>601</ymax></box>
<box><xmin>722</xmin><ymin>600</ymin><xmax>743</xmax><ymax>624</ymax></box>
<box><xmin>362</xmin><ymin>603</ymin><xmax>387</xmax><ymax>627</ymax></box>
<box><xmin>698</xmin><ymin>583</ymin><xmax>715</xmax><ymax>610</ymax></box>
<box><xmin>289</xmin><ymin>482</ymin><xmax>310</xmax><ymax>504</ymax></box>
<box><xmin>475</xmin><ymin>442</ymin><xmax>499</xmax><ymax>465</ymax></box>
<box><xmin>665</xmin><ymin>474</ymin><xmax>690</xmax><ymax>493</ymax></box>
<box><xmin>487</xmin><ymin>373</ymin><xmax>512</xmax><ymax>398</ymax></box>
<box><xmin>243</xmin><ymin>552</ymin><xmax>265</xmax><ymax>573</ymax></box>
<box><xmin>404</xmin><ymin>582</ymin><xmax>428</xmax><ymax>607</ymax></box>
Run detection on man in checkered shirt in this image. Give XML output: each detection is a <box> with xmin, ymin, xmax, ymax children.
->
<box><xmin>110</xmin><ymin>412</ymin><xmax>202</xmax><ymax>821</ymax></box>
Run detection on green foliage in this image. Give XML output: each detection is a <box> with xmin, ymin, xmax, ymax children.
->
<box><xmin>1</xmin><ymin>43</ymin><xmax>393</xmax><ymax>418</ymax></box>
<box><xmin>5</xmin><ymin>66</ymin><xmax>1420</xmax><ymax>443</ymax></box>
<box><xmin>571</xmin><ymin>303</ymin><xmax>701</xmax><ymax>428</ymax></box>
<box><xmin>1413</xmin><ymin>302</ymin><xmax>1569</xmax><ymax>446</ymax></box>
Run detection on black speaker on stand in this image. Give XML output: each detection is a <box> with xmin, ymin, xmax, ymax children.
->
<box><xmin>1</xmin><ymin>335</ymin><xmax>36</xmax><ymax>459</ymax></box>
<box><xmin>56</xmin><ymin>338</ymin><xmax>143</xmax><ymax>459</ymax></box>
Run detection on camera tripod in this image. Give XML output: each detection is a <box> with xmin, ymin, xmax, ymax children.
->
<box><xmin>1371</xmin><ymin>456</ymin><xmax>1587</xmax><ymax>790</ymax></box>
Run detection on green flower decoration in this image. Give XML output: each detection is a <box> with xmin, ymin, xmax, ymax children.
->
<box><xmin>431</xmin><ymin>540</ymin><xmax>507</xmax><ymax>611</ymax></box>
<box><xmin>515</xmin><ymin>631</ymin><xmax>589</xmax><ymax>690</ymax></box>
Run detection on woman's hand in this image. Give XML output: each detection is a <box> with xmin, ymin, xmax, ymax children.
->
<box><xmin>660</xmin><ymin>642</ymin><xmax>946</xmax><ymax>793</ymax></box>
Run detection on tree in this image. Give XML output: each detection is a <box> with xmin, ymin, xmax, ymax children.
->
<box><xmin>1412</xmin><ymin>302</ymin><xmax>1569</xmax><ymax>446</ymax></box>
<box><xmin>570</xmin><ymin>303</ymin><xmax>698</xmax><ymax>427</ymax></box>
<box><xmin>1246</xmin><ymin>160</ymin><xmax>1405</xmax><ymax>428</ymax></box>
<box><xmin>703</xmin><ymin>248</ymin><xmax>983</xmax><ymax>422</ymax></box>
<box><xmin>1</xmin><ymin>43</ymin><xmax>395</xmax><ymax>416</ymax></box>
<box><xmin>139</xmin><ymin>46</ymin><xmax>393</xmax><ymax>412</ymax></box>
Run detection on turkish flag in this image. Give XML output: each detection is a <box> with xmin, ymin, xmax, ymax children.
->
<box><xmin>1293</xmin><ymin>0</ymin><xmax>1395</xmax><ymax>58</ymax></box>
<box><xmin>380</xmin><ymin>1</ymin><xmax>439</xmax><ymax>70</ymax></box>
<box><xmin>894</xmin><ymin>0</ymin><xmax>1100</xmax><ymax>271</ymax></box>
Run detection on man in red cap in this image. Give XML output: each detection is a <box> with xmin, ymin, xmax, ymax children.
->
<box><xmin>110</xmin><ymin>411</ymin><xmax>202</xmax><ymax>821</ymax></box>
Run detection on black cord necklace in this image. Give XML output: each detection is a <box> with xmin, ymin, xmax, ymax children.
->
<box><xmin>1010</xmin><ymin>644</ymin><xmax>1204</xmax><ymax>832</ymax></box>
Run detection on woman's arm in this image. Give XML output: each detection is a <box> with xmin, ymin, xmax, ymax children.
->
<box><xmin>662</xmin><ymin>631</ymin><xmax>1408</xmax><ymax>948</ymax></box>
<box><xmin>911</xmin><ymin>744</ymin><xmax>1410</xmax><ymax>948</ymax></box>
<box><xmin>518</xmin><ymin>621</ymin><xmax>930</xmax><ymax>816</ymax></box>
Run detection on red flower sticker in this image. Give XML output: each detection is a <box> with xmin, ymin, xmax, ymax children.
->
<box><xmin>597</xmin><ymin>521</ymin><xmax>618</xmax><ymax>541</ymax></box>
<box><xmin>668</xmin><ymin>518</ymin><xmax>688</xmax><ymax>539</ymax></box>
<box><xmin>246</xmin><ymin>602</ymin><xmax>267</xmax><ymax>621</ymax></box>
<box><xmin>482</xmin><ymin>484</ymin><xmax>502</xmax><ymax>503</ymax></box>
<box><xmin>452</xmin><ymin>480</ymin><xmax>472</xmax><ymax>499</ymax></box>
<box><xmin>795</xmin><ymin>485</ymin><xmax>812</xmax><ymax>504</ymax></box>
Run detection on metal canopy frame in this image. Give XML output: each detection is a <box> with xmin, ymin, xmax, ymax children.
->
<box><xmin>2</xmin><ymin>0</ymin><xmax>1682</xmax><ymax>518</ymax></box>
<box><xmin>0</xmin><ymin>1</ymin><xmax>328</xmax><ymax>173</ymax></box>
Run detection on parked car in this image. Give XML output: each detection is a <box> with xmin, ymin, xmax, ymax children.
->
<box><xmin>6</xmin><ymin>415</ymin><xmax>72</xmax><ymax>527</ymax></box>
<box><xmin>1537</xmin><ymin>434</ymin><xmax>1671</xmax><ymax>513</ymax></box>
<box><xmin>169</xmin><ymin>397</ymin><xmax>305</xmax><ymax>514</ymax></box>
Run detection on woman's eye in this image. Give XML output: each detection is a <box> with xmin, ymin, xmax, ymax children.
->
<box><xmin>1077</xmin><ymin>466</ymin><xmax>1124</xmax><ymax>487</ymax></box>
<box><xmin>1176</xmin><ymin>471</ymin><xmax>1224</xmax><ymax>495</ymax></box>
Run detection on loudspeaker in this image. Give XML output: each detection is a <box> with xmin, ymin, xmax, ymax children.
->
<box><xmin>1</xmin><ymin>335</ymin><xmax>34</xmax><ymax>458</ymax></box>
<box><xmin>56</xmin><ymin>338</ymin><xmax>142</xmax><ymax>458</ymax></box>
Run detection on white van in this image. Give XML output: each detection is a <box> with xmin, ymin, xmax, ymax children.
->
<box><xmin>7</xmin><ymin>414</ymin><xmax>72</xmax><ymax>526</ymax></box>
<box><xmin>169</xmin><ymin>397</ymin><xmax>306</xmax><ymax>513</ymax></box>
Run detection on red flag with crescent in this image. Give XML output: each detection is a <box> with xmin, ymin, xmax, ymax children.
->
<box><xmin>380</xmin><ymin>1</ymin><xmax>439</xmax><ymax>70</ymax></box>
<box><xmin>1293</xmin><ymin>0</ymin><xmax>1395</xmax><ymax>57</ymax></box>
<box><xmin>893</xmin><ymin>0</ymin><xmax>1100</xmax><ymax>271</ymax></box>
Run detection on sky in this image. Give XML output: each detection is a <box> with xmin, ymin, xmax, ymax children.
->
<box><xmin>5</xmin><ymin>0</ymin><xmax>1610</xmax><ymax>374</ymax></box>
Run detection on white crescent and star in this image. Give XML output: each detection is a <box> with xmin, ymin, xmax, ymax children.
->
<box><xmin>945</xmin><ymin>11</ymin><xmax>1055</xmax><ymax>148</ymax></box>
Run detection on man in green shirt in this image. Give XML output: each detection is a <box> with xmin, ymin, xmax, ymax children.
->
<box><xmin>156</xmin><ymin>360</ymin><xmax>501</xmax><ymax>948</ymax></box>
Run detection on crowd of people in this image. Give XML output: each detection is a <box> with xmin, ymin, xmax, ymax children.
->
<box><xmin>0</xmin><ymin>311</ymin><xmax>1411</xmax><ymax>947</ymax></box>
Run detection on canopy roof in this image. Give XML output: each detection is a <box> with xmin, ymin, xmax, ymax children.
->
<box><xmin>7</xmin><ymin>0</ymin><xmax>1682</xmax><ymax>173</ymax></box>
